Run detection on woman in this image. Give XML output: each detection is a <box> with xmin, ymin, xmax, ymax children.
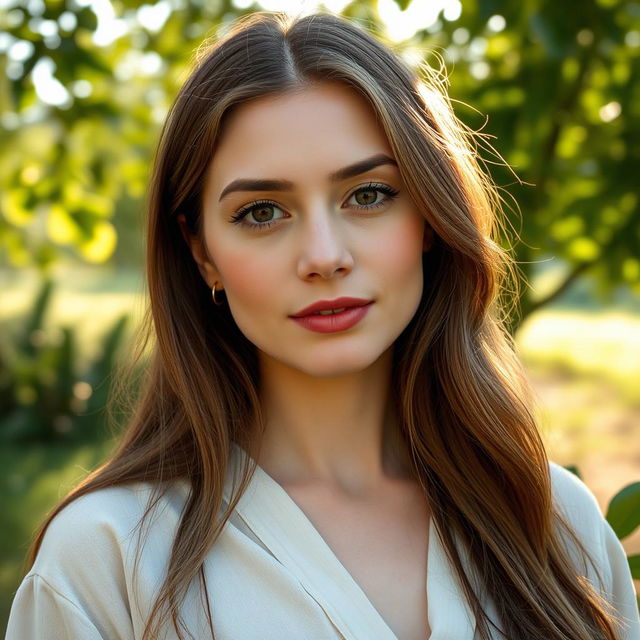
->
<box><xmin>6</xmin><ymin>10</ymin><xmax>639</xmax><ymax>640</ymax></box>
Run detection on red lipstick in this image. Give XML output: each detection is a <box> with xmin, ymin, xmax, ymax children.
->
<box><xmin>290</xmin><ymin>297</ymin><xmax>373</xmax><ymax>334</ymax></box>
<box><xmin>290</xmin><ymin>297</ymin><xmax>372</xmax><ymax>317</ymax></box>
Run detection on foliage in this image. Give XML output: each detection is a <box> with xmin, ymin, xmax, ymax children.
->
<box><xmin>629</xmin><ymin>553</ymin><xmax>640</xmax><ymax>580</ymax></box>
<box><xmin>0</xmin><ymin>0</ymin><xmax>639</xmax><ymax>324</ymax></box>
<box><xmin>606</xmin><ymin>481</ymin><xmax>640</xmax><ymax>540</ymax></box>
<box><xmin>606</xmin><ymin>483</ymin><xmax>640</xmax><ymax>583</ymax></box>
<box><xmin>411</xmin><ymin>0</ymin><xmax>640</xmax><ymax>328</ymax></box>
<box><xmin>0</xmin><ymin>277</ymin><xmax>129</xmax><ymax>443</ymax></box>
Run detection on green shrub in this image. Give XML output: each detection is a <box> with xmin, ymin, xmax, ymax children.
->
<box><xmin>0</xmin><ymin>277</ymin><xmax>128</xmax><ymax>443</ymax></box>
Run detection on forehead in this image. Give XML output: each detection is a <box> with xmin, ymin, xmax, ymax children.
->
<box><xmin>205</xmin><ymin>82</ymin><xmax>393</xmax><ymax>190</ymax></box>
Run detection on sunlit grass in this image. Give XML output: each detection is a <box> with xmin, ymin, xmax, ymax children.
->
<box><xmin>517</xmin><ymin>310</ymin><xmax>640</xmax><ymax>405</ymax></box>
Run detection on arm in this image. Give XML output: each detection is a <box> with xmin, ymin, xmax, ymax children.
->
<box><xmin>6</xmin><ymin>574</ymin><xmax>107</xmax><ymax>640</ymax></box>
<box><xmin>599</xmin><ymin>517</ymin><xmax>640</xmax><ymax>640</ymax></box>
<box><xmin>550</xmin><ymin>463</ymin><xmax>640</xmax><ymax>639</ymax></box>
<box><xmin>5</xmin><ymin>489</ymin><xmax>139</xmax><ymax>640</ymax></box>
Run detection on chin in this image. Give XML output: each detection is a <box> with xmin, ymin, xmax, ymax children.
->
<box><xmin>297</xmin><ymin>362</ymin><xmax>372</xmax><ymax>379</ymax></box>
<box><xmin>284</xmin><ymin>343</ymin><xmax>390</xmax><ymax>379</ymax></box>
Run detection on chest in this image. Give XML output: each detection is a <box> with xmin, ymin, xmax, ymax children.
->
<box><xmin>284</xmin><ymin>481</ymin><xmax>431</xmax><ymax>640</ymax></box>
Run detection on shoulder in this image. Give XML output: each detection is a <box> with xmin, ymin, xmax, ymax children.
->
<box><xmin>8</xmin><ymin>481</ymin><xmax>187</xmax><ymax>640</ymax></box>
<box><xmin>547</xmin><ymin>462</ymin><xmax>614</xmax><ymax>585</ymax></box>
<box><xmin>44</xmin><ymin>482</ymin><xmax>157</xmax><ymax>537</ymax></box>
<box><xmin>547</xmin><ymin>461</ymin><xmax>606</xmax><ymax>553</ymax></box>
<box><xmin>32</xmin><ymin>480</ymin><xmax>190</xmax><ymax>587</ymax></box>
<box><xmin>548</xmin><ymin>462</ymin><xmax>640</xmax><ymax>637</ymax></box>
<box><xmin>548</xmin><ymin>461</ymin><xmax>602</xmax><ymax>520</ymax></box>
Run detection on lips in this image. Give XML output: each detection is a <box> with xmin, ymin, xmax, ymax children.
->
<box><xmin>290</xmin><ymin>297</ymin><xmax>372</xmax><ymax>318</ymax></box>
<box><xmin>290</xmin><ymin>302</ymin><xmax>373</xmax><ymax>334</ymax></box>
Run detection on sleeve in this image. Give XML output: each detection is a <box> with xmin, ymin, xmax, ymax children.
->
<box><xmin>549</xmin><ymin>463</ymin><xmax>640</xmax><ymax>639</ymax></box>
<box><xmin>4</xmin><ymin>491</ymin><xmax>137</xmax><ymax>640</ymax></box>
<box><xmin>599</xmin><ymin>518</ymin><xmax>640</xmax><ymax>640</ymax></box>
<box><xmin>6</xmin><ymin>573</ymin><xmax>106</xmax><ymax>640</ymax></box>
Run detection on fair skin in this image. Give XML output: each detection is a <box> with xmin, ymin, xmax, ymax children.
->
<box><xmin>180</xmin><ymin>81</ymin><xmax>432</xmax><ymax>638</ymax></box>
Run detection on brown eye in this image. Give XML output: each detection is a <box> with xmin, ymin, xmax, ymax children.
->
<box><xmin>230</xmin><ymin>199</ymin><xmax>287</xmax><ymax>231</ymax></box>
<box><xmin>347</xmin><ymin>184</ymin><xmax>399</xmax><ymax>210</ymax></box>
<box><xmin>251</xmin><ymin>205</ymin><xmax>276</xmax><ymax>222</ymax></box>
<box><xmin>354</xmin><ymin>189</ymin><xmax>378</xmax><ymax>206</ymax></box>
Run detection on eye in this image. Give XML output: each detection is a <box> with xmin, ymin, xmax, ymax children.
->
<box><xmin>230</xmin><ymin>200</ymin><xmax>287</xmax><ymax>230</ymax></box>
<box><xmin>346</xmin><ymin>183</ymin><xmax>399</xmax><ymax>210</ymax></box>
<box><xmin>229</xmin><ymin>183</ymin><xmax>400</xmax><ymax>232</ymax></box>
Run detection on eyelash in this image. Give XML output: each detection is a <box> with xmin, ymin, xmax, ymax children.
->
<box><xmin>229</xmin><ymin>182</ymin><xmax>400</xmax><ymax>231</ymax></box>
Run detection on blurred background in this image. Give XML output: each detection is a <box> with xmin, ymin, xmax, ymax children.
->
<box><xmin>1</xmin><ymin>0</ymin><xmax>639</xmax><ymax>630</ymax></box>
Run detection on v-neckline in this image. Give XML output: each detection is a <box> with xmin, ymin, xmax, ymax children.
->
<box><xmin>223</xmin><ymin>443</ymin><xmax>477</xmax><ymax>640</ymax></box>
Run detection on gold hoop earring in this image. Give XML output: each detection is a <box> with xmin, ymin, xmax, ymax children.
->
<box><xmin>212</xmin><ymin>281</ymin><xmax>224</xmax><ymax>306</ymax></box>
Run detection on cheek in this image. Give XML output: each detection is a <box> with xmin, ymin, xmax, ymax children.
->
<box><xmin>211</xmin><ymin>245</ymin><xmax>285</xmax><ymax>346</ymax></box>
<box><xmin>377</xmin><ymin>214</ymin><xmax>425</xmax><ymax>281</ymax></box>
<box><xmin>216</xmin><ymin>250</ymin><xmax>273</xmax><ymax>309</ymax></box>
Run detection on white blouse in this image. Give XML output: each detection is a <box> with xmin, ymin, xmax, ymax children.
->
<box><xmin>6</xmin><ymin>443</ymin><xmax>640</xmax><ymax>639</ymax></box>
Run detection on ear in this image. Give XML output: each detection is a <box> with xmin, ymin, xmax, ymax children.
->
<box><xmin>177</xmin><ymin>214</ymin><xmax>222</xmax><ymax>290</ymax></box>
<box><xmin>423</xmin><ymin>224</ymin><xmax>435</xmax><ymax>252</ymax></box>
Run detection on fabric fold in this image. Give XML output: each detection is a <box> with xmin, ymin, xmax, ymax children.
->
<box><xmin>225</xmin><ymin>444</ymin><xmax>478</xmax><ymax>640</ymax></box>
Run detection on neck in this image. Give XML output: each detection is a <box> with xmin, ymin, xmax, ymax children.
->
<box><xmin>253</xmin><ymin>347</ymin><xmax>414</xmax><ymax>495</ymax></box>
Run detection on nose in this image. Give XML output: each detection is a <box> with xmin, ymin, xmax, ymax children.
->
<box><xmin>296</xmin><ymin>210</ymin><xmax>354</xmax><ymax>281</ymax></box>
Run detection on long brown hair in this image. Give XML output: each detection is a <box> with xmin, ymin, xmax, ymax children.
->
<box><xmin>29</xmin><ymin>11</ymin><xmax>622</xmax><ymax>640</ymax></box>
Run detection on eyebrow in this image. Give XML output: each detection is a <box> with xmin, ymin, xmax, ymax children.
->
<box><xmin>218</xmin><ymin>153</ymin><xmax>398</xmax><ymax>202</ymax></box>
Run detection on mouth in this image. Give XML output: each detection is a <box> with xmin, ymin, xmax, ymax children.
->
<box><xmin>290</xmin><ymin>301</ymin><xmax>374</xmax><ymax>334</ymax></box>
<box><xmin>310</xmin><ymin>307</ymin><xmax>348</xmax><ymax>316</ymax></box>
<box><xmin>290</xmin><ymin>297</ymin><xmax>372</xmax><ymax>318</ymax></box>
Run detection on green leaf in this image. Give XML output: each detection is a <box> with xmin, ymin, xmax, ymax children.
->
<box><xmin>628</xmin><ymin>554</ymin><xmax>640</xmax><ymax>580</ymax></box>
<box><xmin>392</xmin><ymin>0</ymin><xmax>411</xmax><ymax>10</ymax></box>
<box><xmin>76</xmin><ymin>6</ymin><xmax>98</xmax><ymax>32</ymax></box>
<box><xmin>605</xmin><ymin>482</ymin><xmax>640</xmax><ymax>540</ymax></box>
<box><xmin>19</xmin><ymin>278</ymin><xmax>53</xmax><ymax>356</ymax></box>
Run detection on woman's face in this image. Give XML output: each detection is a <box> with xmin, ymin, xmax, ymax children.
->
<box><xmin>181</xmin><ymin>81</ymin><xmax>431</xmax><ymax>378</ymax></box>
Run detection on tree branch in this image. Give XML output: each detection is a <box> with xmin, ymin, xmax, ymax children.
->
<box><xmin>522</xmin><ymin>205</ymin><xmax>640</xmax><ymax>319</ymax></box>
<box><xmin>525</xmin><ymin>260</ymin><xmax>593</xmax><ymax>317</ymax></box>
